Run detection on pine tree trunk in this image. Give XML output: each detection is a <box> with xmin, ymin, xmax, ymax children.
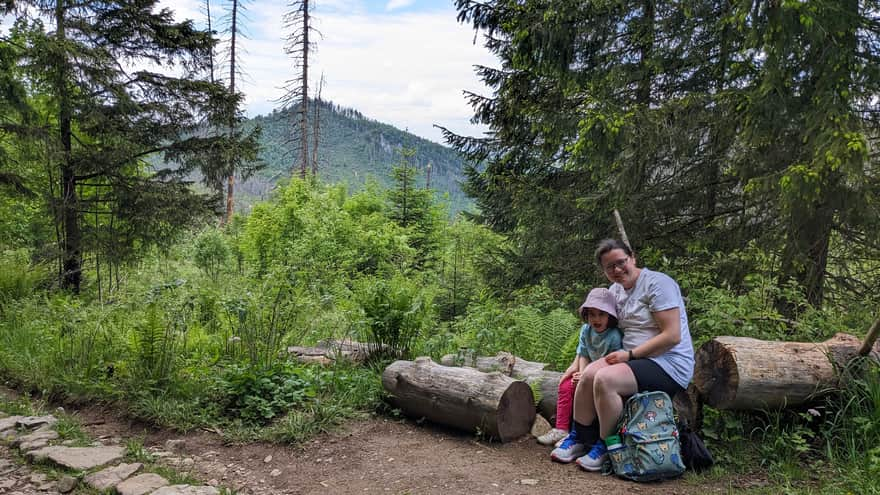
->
<box><xmin>779</xmin><ymin>196</ymin><xmax>833</xmax><ymax>311</ymax></box>
<box><xmin>56</xmin><ymin>0</ymin><xmax>81</xmax><ymax>293</ymax></box>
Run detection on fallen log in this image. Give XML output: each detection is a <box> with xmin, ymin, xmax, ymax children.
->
<box><xmin>439</xmin><ymin>351</ymin><xmax>549</xmax><ymax>376</ymax></box>
<box><xmin>286</xmin><ymin>339</ymin><xmax>388</xmax><ymax>364</ymax></box>
<box><xmin>440</xmin><ymin>352</ymin><xmax>701</xmax><ymax>429</ymax></box>
<box><xmin>439</xmin><ymin>352</ymin><xmax>561</xmax><ymax>423</ymax></box>
<box><xmin>382</xmin><ymin>357</ymin><xmax>536</xmax><ymax>442</ymax></box>
<box><xmin>694</xmin><ymin>332</ymin><xmax>880</xmax><ymax>410</ymax></box>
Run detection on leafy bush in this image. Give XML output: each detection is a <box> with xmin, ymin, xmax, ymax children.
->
<box><xmin>217</xmin><ymin>362</ymin><xmax>316</xmax><ymax>424</ymax></box>
<box><xmin>353</xmin><ymin>273</ymin><xmax>435</xmax><ymax>357</ymax></box>
<box><xmin>447</xmin><ymin>295</ymin><xmax>578</xmax><ymax>370</ymax></box>
<box><xmin>221</xmin><ymin>275</ymin><xmax>304</xmax><ymax>368</ymax></box>
<box><xmin>193</xmin><ymin>229</ymin><xmax>230</xmax><ymax>282</ymax></box>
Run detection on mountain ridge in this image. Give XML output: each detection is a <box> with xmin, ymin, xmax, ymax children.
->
<box><xmin>237</xmin><ymin>100</ymin><xmax>472</xmax><ymax>214</ymax></box>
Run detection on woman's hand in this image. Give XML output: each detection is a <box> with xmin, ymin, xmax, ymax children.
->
<box><xmin>604</xmin><ymin>350</ymin><xmax>629</xmax><ymax>365</ymax></box>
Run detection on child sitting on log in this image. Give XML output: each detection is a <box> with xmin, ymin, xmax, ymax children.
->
<box><xmin>537</xmin><ymin>288</ymin><xmax>622</xmax><ymax>451</ymax></box>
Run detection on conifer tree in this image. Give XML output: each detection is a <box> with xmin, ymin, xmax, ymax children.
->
<box><xmin>388</xmin><ymin>148</ymin><xmax>440</xmax><ymax>267</ymax></box>
<box><xmin>1</xmin><ymin>0</ymin><xmax>246</xmax><ymax>292</ymax></box>
<box><xmin>449</xmin><ymin>0</ymin><xmax>880</xmax><ymax>307</ymax></box>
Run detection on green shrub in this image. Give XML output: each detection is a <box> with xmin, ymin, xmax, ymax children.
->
<box><xmin>193</xmin><ymin>229</ymin><xmax>230</xmax><ymax>282</ymax></box>
<box><xmin>0</xmin><ymin>249</ymin><xmax>48</xmax><ymax>304</ymax></box>
<box><xmin>217</xmin><ymin>362</ymin><xmax>316</xmax><ymax>424</ymax></box>
<box><xmin>353</xmin><ymin>273</ymin><xmax>435</xmax><ymax>357</ymax></box>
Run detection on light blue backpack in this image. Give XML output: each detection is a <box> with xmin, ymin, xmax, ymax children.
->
<box><xmin>607</xmin><ymin>390</ymin><xmax>685</xmax><ymax>481</ymax></box>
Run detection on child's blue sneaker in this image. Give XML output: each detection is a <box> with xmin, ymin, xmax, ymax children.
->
<box><xmin>550</xmin><ymin>431</ymin><xmax>585</xmax><ymax>463</ymax></box>
<box><xmin>575</xmin><ymin>440</ymin><xmax>608</xmax><ymax>471</ymax></box>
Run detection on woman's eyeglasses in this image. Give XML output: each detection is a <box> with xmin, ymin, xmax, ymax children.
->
<box><xmin>603</xmin><ymin>257</ymin><xmax>629</xmax><ymax>273</ymax></box>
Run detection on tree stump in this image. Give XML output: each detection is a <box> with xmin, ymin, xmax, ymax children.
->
<box><xmin>382</xmin><ymin>357</ymin><xmax>536</xmax><ymax>442</ymax></box>
<box><xmin>694</xmin><ymin>332</ymin><xmax>880</xmax><ymax>410</ymax></box>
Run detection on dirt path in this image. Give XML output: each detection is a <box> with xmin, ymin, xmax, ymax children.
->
<box><xmin>1</xmin><ymin>387</ymin><xmax>760</xmax><ymax>494</ymax></box>
<box><xmin>65</xmin><ymin>407</ymin><xmax>755</xmax><ymax>495</ymax></box>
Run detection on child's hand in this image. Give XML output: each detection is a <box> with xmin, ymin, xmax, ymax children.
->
<box><xmin>604</xmin><ymin>350</ymin><xmax>628</xmax><ymax>364</ymax></box>
<box><xmin>560</xmin><ymin>370</ymin><xmax>574</xmax><ymax>383</ymax></box>
<box><xmin>572</xmin><ymin>371</ymin><xmax>582</xmax><ymax>383</ymax></box>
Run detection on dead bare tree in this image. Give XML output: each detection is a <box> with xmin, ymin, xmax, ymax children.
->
<box><xmin>311</xmin><ymin>73</ymin><xmax>324</xmax><ymax>177</ymax></box>
<box><xmin>282</xmin><ymin>0</ymin><xmax>319</xmax><ymax>179</ymax></box>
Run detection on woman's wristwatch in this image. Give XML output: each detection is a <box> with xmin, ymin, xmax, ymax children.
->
<box><xmin>628</xmin><ymin>349</ymin><xmax>635</xmax><ymax>361</ymax></box>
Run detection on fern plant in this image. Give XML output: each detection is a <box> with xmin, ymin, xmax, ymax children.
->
<box><xmin>512</xmin><ymin>306</ymin><xmax>578</xmax><ymax>369</ymax></box>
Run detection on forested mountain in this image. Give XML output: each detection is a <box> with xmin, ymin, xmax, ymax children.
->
<box><xmin>238</xmin><ymin>101</ymin><xmax>472</xmax><ymax>214</ymax></box>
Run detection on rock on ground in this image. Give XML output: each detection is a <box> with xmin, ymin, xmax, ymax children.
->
<box><xmin>84</xmin><ymin>462</ymin><xmax>144</xmax><ymax>490</ymax></box>
<box><xmin>17</xmin><ymin>415</ymin><xmax>58</xmax><ymax>429</ymax></box>
<box><xmin>26</xmin><ymin>445</ymin><xmax>125</xmax><ymax>470</ymax></box>
<box><xmin>116</xmin><ymin>473</ymin><xmax>170</xmax><ymax>495</ymax></box>
<box><xmin>0</xmin><ymin>415</ymin><xmax>24</xmax><ymax>431</ymax></box>
<box><xmin>530</xmin><ymin>414</ymin><xmax>552</xmax><ymax>438</ymax></box>
<box><xmin>152</xmin><ymin>485</ymin><xmax>220</xmax><ymax>495</ymax></box>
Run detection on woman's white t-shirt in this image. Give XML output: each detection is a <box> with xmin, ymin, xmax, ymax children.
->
<box><xmin>609</xmin><ymin>268</ymin><xmax>695</xmax><ymax>389</ymax></box>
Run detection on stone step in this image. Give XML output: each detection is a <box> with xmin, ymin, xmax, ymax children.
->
<box><xmin>17</xmin><ymin>415</ymin><xmax>58</xmax><ymax>429</ymax></box>
<box><xmin>0</xmin><ymin>415</ymin><xmax>24</xmax><ymax>431</ymax></box>
<box><xmin>117</xmin><ymin>473</ymin><xmax>170</xmax><ymax>495</ymax></box>
<box><xmin>152</xmin><ymin>485</ymin><xmax>221</xmax><ymax>495</ymax></box>
<box><xmin>26</xmin><ymin>445</ymin><xmax>126</xmax><ymax>470</ymax></box>
<box><xmin>84</xmin><ymin>462</ymin><xmax>144</xmax><ymax>491</ymax></box>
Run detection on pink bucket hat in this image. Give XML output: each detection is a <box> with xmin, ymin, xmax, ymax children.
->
<box><xmin>579</xmin><ymin>288</ymin><xmax>618</xmax><ymax>319</ymax></box>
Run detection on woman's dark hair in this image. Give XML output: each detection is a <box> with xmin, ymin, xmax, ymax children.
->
<box><xmin>580</xmin><ymin>306</ymin><xmax>619</xmax><ymax>329</ymax></box>
<box><xmin>594</xmin><ymin>238</ymin><xmax>633</xmax><ymax>266</ymax></box>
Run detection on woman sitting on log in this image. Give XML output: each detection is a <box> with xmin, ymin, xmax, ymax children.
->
<box><xmin>550</xmin><ymin>239</ymin><xmax>695</xmax><ymax>471</ymax></box>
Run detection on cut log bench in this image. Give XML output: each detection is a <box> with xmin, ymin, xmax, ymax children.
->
<box><xmin>439</xmin><ymin>353</ymin><xmax>561</xmax><ymax>423</ymax></box>
<box><xmin>693</xmin><ymin>332</ymin><xmax>880</xmax><ymax>410</ymax></box>
<box><xmin>382</xmin><ymin>357</ymin><xmax>536</xmax><ymax>442</ymax></box>
<box><xmin>382</xmin><ymin>330</ymin><xmax>880</xmax><ymax>441</ymax></box>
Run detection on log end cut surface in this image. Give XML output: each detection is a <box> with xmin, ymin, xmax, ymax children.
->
<box><xmin>694</xmin><ymin>339</ymin><xmax>739</xmax><ymax>409</ymax></box>
<box><xmin>495</xmin><ymin>381</ymin><xmax>536</xmax><ymax>442</ymax></box>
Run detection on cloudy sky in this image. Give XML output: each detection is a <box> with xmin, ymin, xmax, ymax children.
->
<box><xmin>161</xmin><ymin>0</ymin><xmax>497</xmax><ymax>144</ymax></box>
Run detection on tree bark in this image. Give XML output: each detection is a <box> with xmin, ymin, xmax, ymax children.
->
<box><xmin>439</xmin><ymin>352</ymin><xmax>559</xmax><ymax>424</ymax></box>
<box><xmin>56</xmin><ymin>0</ymin><xmax>81</xmax><ymax>293</ymax></box>
<box><xmin>382</xmin><ymin>357</ymin><xmax>536</xmax><ymax>442</ymax></box>
<box><xmin>694</xmin><ymin>332</ymin><xmax>880</xmax><ymax>410</ymax></box>
<box><xmin>286</xmin><ymin>339</ymin><xmax>388</xmax><ymax>364</ymax></box>
<box><xmin>299</xmin><ymin>0</ymin><xmax>309</xmax><ymax>179</ymax></box>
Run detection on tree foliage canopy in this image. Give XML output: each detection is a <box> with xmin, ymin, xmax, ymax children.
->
<box><xmin>448</xmin><ymin>0</ymin><xmax>880</xmax><ymax>309</ymax></box>
<box><xmin>0</xmin><ymin>0</ymin><xmax>248</xmax><ymax>291</ymax></box>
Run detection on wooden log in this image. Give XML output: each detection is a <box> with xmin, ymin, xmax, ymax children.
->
<box><xmin>438</xmin><ymin>352</ymin><xmax>549</xmax><ymax>376</ymax></box>
<box><xmin>286</xmin><ymin>339</ymin><xmax>388</xmax><ymax>364</ymax></box>
<box><xmin>694</xmin><ymin>332</ymin><xmax>880</xmax><ymax>410</ymax></box>
<box><xmin>439</xmin><ymin>353</ymin><xmax>560</xmax><ymax>423</ymax></box>
<box><xmin>438</xmin><ymin>352</ymin><xmax>703</xmax><ymax>429</ymax></box>
<box><xmin>672</xmin><ymin>384</ymin><xmax>703</xmax><ymax>431</ymax></box>
<box><xmin>382</xmin><ymin>357</ymin><xmax>536</xmax><ymax>442</ymax></box>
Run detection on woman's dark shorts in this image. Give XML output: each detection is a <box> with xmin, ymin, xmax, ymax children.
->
<box><xmin>626</xmin><ymin>358</ymin><xmax>683</xmax><ymax>396</ymax></box>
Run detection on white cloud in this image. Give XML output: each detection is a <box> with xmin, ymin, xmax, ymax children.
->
<box><xmin>238</xmin><ymin>8</ymin><xmax>496</xmax><ymax>144</ymax></box>
<box><xmin>155</xmin><ymin>1</ymin><xmax>496</xmax><ymax>144</ymax></box>
<box><xmin>385</xmin><ymin>0</ymin><xmax>415</xmax><ymax>12</ymax></box>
